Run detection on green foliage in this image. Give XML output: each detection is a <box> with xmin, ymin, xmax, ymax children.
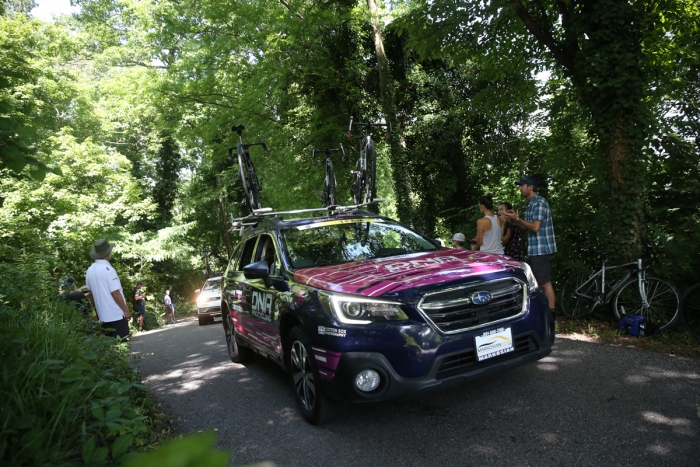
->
<box><xmin>0</xmin><ymin>252</ymin><xmax>163</xmax><ymax>466</ymax></box>
<box><xmin>122</xmin><ymin>432</ymin><xmax>228</xmax><ymax>467</ymax></box>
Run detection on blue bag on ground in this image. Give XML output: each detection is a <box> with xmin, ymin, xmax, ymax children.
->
<box><xmin>618</xmin><ymin>314</ymin><xmax>650</xmax><ymax>337</ymax></box>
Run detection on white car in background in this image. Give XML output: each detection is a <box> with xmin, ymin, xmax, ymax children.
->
<box><xmin>195</xmin><ymin>276</ymin><xmax>222</xmax><ymax>325</ymax></box>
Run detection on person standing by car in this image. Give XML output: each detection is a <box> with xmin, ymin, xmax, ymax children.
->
<box><xmin>451</xmin><ymin>233</ymin><xmax>468</xmax><ymax>250</ymax></box>
<box><xmin>505</xmin><ymin>175</ymin><xmax>557</xmax><ymax>312</ymax></box>
<box><xmin>498</xmin><ymin>201</ymin><xmax>524</xmax><ymax>261</ymax></box>
<box><xmin>85</xmin><ymin>239</ymin><xmax>132</xmax><ymax>340</ymax></box>
<box><xmin>133</xmin><ymin>280</ymin><xmax>146</xmax><ymax>332</ymax></box>
<box><xmin>164</xmin><ymin>289</ymin><xmax>175</xmax><ymax>323</ymax></box>
<box><xmin>471</xmin><ymin>193</ymin><xmax>504</xmax><ymax>255</ymax></box>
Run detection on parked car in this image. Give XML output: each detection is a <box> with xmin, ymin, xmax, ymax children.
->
<box><xmin>195</xmin><ymin>276</ymin><xmax>222</xmax><ymax>325</ymax></box>
<box><xmin>221</xmin><ymin>211</ymin><xmax>554</xmax><ymax>424</ymax></box>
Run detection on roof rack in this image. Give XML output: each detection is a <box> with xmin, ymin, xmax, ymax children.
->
<box><xmin>229</xmin><ymin>198</ymin><xmax>387</xmax><ymax>235</ymax></box>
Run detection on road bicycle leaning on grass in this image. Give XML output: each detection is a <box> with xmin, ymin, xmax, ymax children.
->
<box><xmin>228</xmin><ymin>124</ymin><xmax>268</xmax><ymax>213</ymax></box>
<box><xmin>347</xmin><ymin>116</ymin><xmax>391</xmax><ymax>205</ymax></box>
<box><xmin>312</xmin><ymin>145</ymin><xmax>345</xmax><ymax>207</ymax></box>
<box><xmin>680</xmin><ymin>283</ymin><xmax>700</xmax><ymax>340</ymax></box>
<box><xmin>560</xmin><ymin>249</ymin><xmax>680</xmax><ymax>331</ymax></box>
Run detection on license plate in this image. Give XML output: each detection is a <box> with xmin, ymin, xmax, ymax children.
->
<box><xmin>474</xmin><ymin>327</ymin><xmax>514</xmax><ymax>361</ymax></box>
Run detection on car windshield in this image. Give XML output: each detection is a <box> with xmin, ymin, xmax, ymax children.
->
<box><xmin>281</xmin><ymin>218</ymin><xmax>438</xmax><ymax>268</ymax></box>
<box><xmin>203</xmin><ymin>279</ymin><xmax>221</xmax><ymax>291</ymax></box>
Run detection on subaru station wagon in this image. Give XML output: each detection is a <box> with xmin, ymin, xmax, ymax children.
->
<box><xmin>221</xmin><ymin>210</ymin><xmax>555</xmax><ymax>424</ymax></box>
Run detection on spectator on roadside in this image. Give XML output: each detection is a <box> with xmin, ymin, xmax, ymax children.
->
<box><xmin>85</xmin><ymin>239</ymin><xmax>132</xmax><ymax>340</ymax></box>
<box><xmin>471</xmin><ymin>193</ymin><xmax>504</xmax><ymax>255</ymax></box>
<box><xmin>61</xmin><ymin>276</ymin><xmax>90</xmax><ymax>315</ymax></box>
<box><xmin>166</xmin><ymin>285</ymin><xmax>175</xmax><ymax>314</ymax></box>
<box><xmin>451</xmin><ymin>233</ymin><xmax>468</xmax><ymax>250</ymax></box>
<box><xmin>164</xmin><ymin>289</ymin><xmax>175</xmax><ymax>324</ymax></box>
<box><xmin>498</xmin><ymin>201</ymin><xmax>524</xmax><ymax>261</ymax></box>
<box><xmin>504</xmin><ymin>175</ymin><xmax>557</xmax><ymax>312</ymax></box>
<box><xmin>133</xmin><ymin>280</ymin><xmax>146</xmax><ymax>332</ymax></box>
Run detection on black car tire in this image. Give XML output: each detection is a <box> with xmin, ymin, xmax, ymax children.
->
<box><xmin>223</xmin><ymin>308</ymin><xmax>252</xmax><ymax>363</ymax></box>
<box><xmin>198</xmin><ymin>315</ymin><xmax>206</xmax><ymax>326</ymax></box>
<box><xmin>286</xmin><ymin>326</ymin><xmax>345</xmax><ymax>425</ymax></box>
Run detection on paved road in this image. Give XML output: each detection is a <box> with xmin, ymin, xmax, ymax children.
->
<box><xmin>131</xmin><ymin>319</ymin><xmax>700</xmax><ymax>467</ymax></box>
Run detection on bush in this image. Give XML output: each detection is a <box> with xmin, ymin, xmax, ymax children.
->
<box><xmin>0</xmin><ymin>251</ymin><xmax>162</xmax><ymax>466</ymax></box>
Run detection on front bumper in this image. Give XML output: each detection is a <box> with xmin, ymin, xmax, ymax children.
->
<box><xmin>197</xmin><ymin>306</ymin><xmax>221</xmax><ymax>318</ymax></box>
<box><xmin>319</xmin><ymin>312</ymin><xmax>554</xmax><ymax>402</ymax></box>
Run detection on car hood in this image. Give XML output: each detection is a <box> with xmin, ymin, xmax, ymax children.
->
<box><xmin>293</xmin><ymin>249</ymin><xmax>521</xmax><ymax>297</ymax></box>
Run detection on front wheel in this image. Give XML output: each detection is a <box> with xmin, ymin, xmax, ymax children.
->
<box><xmin>322</xmin><ymin>159</ymin><xmax>337</xmax><ymax>207</ymax></box>
<box><xmin>613</xmin><ymin>275</ymin><xmax>680</xmax><ymax>332</ymax></box>
<box><xmin>680</xmin><ymin>283</ymin><xmax>700</xmax><ymax>340</ymax></box>
<box><xmin>350</xmin><ymin>160</ymin><xmax>364</xmax><ymax>205</ymax></box>
<box><xmin>286</xmin><ymin>326</ymin><xmax>345</xmax><ymax>425</ymax></box>
<box><xmin>560</xmin><ymin>270</ymin><xmax>599</xmax><ymax>319</ymax></box>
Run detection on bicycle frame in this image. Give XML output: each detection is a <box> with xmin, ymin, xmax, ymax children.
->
<box><xmin>348</xmin><ymin>116</ymin><xmax>390</xmax><ymax>204</ymax></box>
<box><xmin>576</xmin><ymin>258</ymin><xmax>648</xmax><ymax>308</ymax></box>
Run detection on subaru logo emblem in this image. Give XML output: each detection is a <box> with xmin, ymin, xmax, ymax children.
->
<box><xmin>470</xmin><ymin>291</ymin><xmax>492</xmax><ymax>305</ymax></box>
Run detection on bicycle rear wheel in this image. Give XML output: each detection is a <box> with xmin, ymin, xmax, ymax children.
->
<box><xmin>238</xmin><ymin>152</ymin><xmax>261</xmax><ymax>212</ymax></box>
<box><xmin>322</xmin><ymin>159</ymin><xmax>337</xmax><ymax>207</ymax></box>
<box><xmin>613</xmin><ymin>275</ymin><xmax>680</xmax><ymax>331</ymax></box>
<box><xmin>560</xmin><ymin>269</ymin><xmax>599</xmax><ymax>319</ymax></box>
<box><xmin>365</xmin><ymin>140</ymin><xmax>376</xmax><ymax>204</ymax></box>
<box><xmin>351</xmin><ymin>160</ymin><xmax>364</xmax><ymax>205</ymax></box>
<box><xmin>680</xmin><ymin>283</ymin><xmax>700</xmax><ymax>340</ymax></box>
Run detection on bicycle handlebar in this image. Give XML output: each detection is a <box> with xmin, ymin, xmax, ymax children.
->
<box><xmin>312</xmin><ymin>144</ymin><xmax>345</xmax><ymax>165</ymax></box>
<box><xmin>348</xmin><ymin>116</ymin><xmax>391</xmax><ymax>140</ymax></box>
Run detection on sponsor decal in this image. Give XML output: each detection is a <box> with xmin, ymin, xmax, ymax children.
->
<box><xmin>383</xmin><ymin>255</ymin><xmax>462</xmax><ymax>273</ymax></box>
<box><xmin>318</xmin><ymin>326</ymin><xmax>347</xmax><ymax>337</ymax></box>
<box><xmin>252</xmin><ymin>291</ymin><xmax>273</xmax><ymax>322</ymax></box>
<box><xmin>470</xmin><ymin>291</ymin><xmax>492</xmax><ymax>305</ymax></box>
<box><xmin>296</xmin><ymin>218</ymin><xmax>382</xmax><ymax>231</ymax></box>
<box><xmin>232</xmin><ymin>304</ymin><xmax>243</xmax><ymax>313</ymax></box>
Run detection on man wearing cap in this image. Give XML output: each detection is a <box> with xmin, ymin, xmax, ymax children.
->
<box><xmin>133</xmin><ymin>281</ymin><xmax>146</xmax><ymax>332</ymax></box>
<box><xmin>505</xmin><ymin>176</ymin><xmax>557</xmax><ymax>313</ymax></box>
<box><xmin>61</xmin><ymin>276</ymin><xmax>89</xmax><ymax>314</ymax></box>
<box><xmin>451</xmin><ymin>233</ymin><xmax>468</xmax><ymax>250</ymax></box>
<box><xmin>85</xmin><ymin>239</ymin><xmax>132</xmax><ymax>339</ymax></box>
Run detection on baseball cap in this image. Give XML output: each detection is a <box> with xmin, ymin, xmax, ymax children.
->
<box><xmin>515</xmin><ymin>175</ymin><xmax>538</xmax><ymax>187</ymax></box>
<box><xmin>452</xmin><ymin>233</ymin><xmax>466</xmax><ymax>242</ymax></box>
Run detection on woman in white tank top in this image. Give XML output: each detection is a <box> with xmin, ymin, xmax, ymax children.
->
<box><xmin>471</xmin><ymin>193</ymin><xmax>504</xmax><ymax>255</ymax></box>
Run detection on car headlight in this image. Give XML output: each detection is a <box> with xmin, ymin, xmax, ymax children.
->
<box><xmin>520</xmin><ymin>262</ymin><xmax>539</xmax><ymax>292</ymax></box>
<box><xmin>318</xmin><ymin>292</ymin><xmax>408</xmax><ymax>325</ymax></box>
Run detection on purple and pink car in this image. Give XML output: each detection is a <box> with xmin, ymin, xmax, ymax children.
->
<box><xmin>221</xmin><ymin>211</ymin><xmax>554</xmax><ymax>424</ymax></box>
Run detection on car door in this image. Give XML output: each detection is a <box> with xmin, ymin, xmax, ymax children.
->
<box><xmin>226</xmin><ymin>236</ymin><xmax>258</xmax><ymax>340</ymax></box>
<box><xmin>246</xmin><ymin>233</ymin><xmax>285</xmax><ymax>356</ymax></box>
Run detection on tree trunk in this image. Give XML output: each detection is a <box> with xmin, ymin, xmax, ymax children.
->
<box><xmin>366</xmin><ymin>0</ymin><xmax>412</xmax><ymax>224</ymax></box>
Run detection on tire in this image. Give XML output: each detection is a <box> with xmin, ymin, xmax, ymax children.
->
<box><xmin>351</xmin><ymin>160</ymin><xmax>364</xmax><ymax>205</ymax></box>
<box><xmin>223</xmin><ymin>308</ymin><xmax>252</xmax><ymax>363</ymax></box>
<box><xmin>613</xmin><ymin>275</ymin><xmax>680</xmax><ymax>332</ymax></box>
<box><xmin>286</xmin><ymin>326</ymin><xmax>345</xmax><ymax>425</ymax></box>
<box><xmin>238</xmin><ymin>151</ymin><xmax>261</xmax><ymax>212</ymax></box>
<box><xmin>326</xmin><ymin>159</ymin><xmax>337</xmax><ymax>206</ymax></box>
<box><xmin>365</xmin><ymin>140</ymin><xmax>376</xmax><ymax>204</ymax></box>
<box><xmin>560</xmin><ymin>270</ymin><xmax>599</xmax><ymax>319</ymax></box>
<box><xmin>198</xmin><ymin>316</ymin><xmax>206</xmax><ymax>326</ymax></box>
<box><xmin>237</xmin><ymin>152</ymin><xmax>252</xmax><ymax>212</ymax></box>
<box><xmin>680</xmin><ymin>283</ymin><xmax>700</xmax><ymax>340</ymax></box>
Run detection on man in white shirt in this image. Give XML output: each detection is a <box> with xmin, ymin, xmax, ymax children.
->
<box><xmin>85</xmin><ymin>239</ymin><xmax>132</xmax><ymax>339</ymax></box>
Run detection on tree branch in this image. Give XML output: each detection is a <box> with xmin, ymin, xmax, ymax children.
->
<box><xmin>279</xmin><ymin>0</ymin><xmax>303</xmax><ymax>20</ymax></box>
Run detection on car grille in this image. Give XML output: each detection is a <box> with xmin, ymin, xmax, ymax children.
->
<box><xmin>417</xmin><ymin>278</ymin><xmax>526</xmax><ymax>334</ymax></box>
<box><xmin>436</xmin><ymin>334</ymin><xmax>537</xmax><ymax>380</ymax></box>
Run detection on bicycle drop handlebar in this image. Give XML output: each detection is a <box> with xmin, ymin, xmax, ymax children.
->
<box><xmin>348</xmin><ymin>116</ymin><xmax>392</xmax><ymax>141</ymax></box>
<box><xmin>312</xmin><ymin>144</ymin><xmax>345</xmax><ymax>165</ymax></box>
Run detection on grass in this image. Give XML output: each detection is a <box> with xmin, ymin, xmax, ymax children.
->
<box><xmin>556</xmin><ymin>314</ymin><xmax>700</xmax><ymax>359</ymax></box>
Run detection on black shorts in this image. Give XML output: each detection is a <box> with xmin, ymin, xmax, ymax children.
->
<box><xmin>530</xmin><ymin>254</ymin><xmax>553</xmax><ymax>284</ymax></box>
<box><xmin>102</xmin><ymin>318</ymin><xmax>130</xmax><ymax>339</ymax></box>
<box><xmin>134</xmin><ymin>304</ymin><xmax>146</xmax><ymax>317</ymax></box>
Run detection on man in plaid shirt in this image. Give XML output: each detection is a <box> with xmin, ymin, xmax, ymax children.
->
<box><xmin>504</xmin><ymin>175</ymin><xmax>557</xmax><ymax>312</ymax></box>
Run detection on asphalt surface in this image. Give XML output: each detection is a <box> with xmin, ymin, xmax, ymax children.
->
<box><xmin>131</xmin><ymin>319</ymin><xmax>700</xmax><ymax>467</ymax></box>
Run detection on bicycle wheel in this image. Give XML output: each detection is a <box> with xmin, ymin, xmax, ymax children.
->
<box><xmin>351</xmin><ymin>160</ymin><xmax>364</xmax><ymax>205</ymax></box>
<box><xmin>365</xmin><ymin>140</ymin><xmax>376</xmax><ymax>204</ymax></box>
<box><xmin>560</xmin><ymin>269</ymin><xmax>599</xmax><ymax>319</ymax></box>
<box><xmin>241</xmin><ymin>153</ymin><xmax>261</xmax><ymax>211</ymax></box>
<box><xmin>680</xmin><ymin>283</ymin><xmax>700</xmax><ymax>340</ymax></box>
<box><xmin>613</xmin><ymin>275</ymin><xmax>680</xmax><ymax>331</ymax></box>
<box><xmin>237</xmin><ymin>152</ymin><xmax>251</xmax><ymax>211</ymax></box>
<box><xmin>322</xmin><ymin>159</ymin><xmax>337</xmax><ymax>207</ymax></box>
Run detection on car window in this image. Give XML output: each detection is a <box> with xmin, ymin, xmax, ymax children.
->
<box><xmin>228</xmin><ymin>242</ymin><xmax>243</xmax><ymax>272</ymax></box>
<box><xmin>239</xmin><ymin>236</ymin><xmax>258</xmax><ymax>270</ymax></box>
<box><xmin>203</xmin><ymin>279</ymin><xmax>221</xmax><ymax>291</ymax></box>
<box><xmin>281</xmin><ymin>218</ymin><xmax>438</xmax><ymax>268</ymax></box>
<box><xmin>256</xmin><ymin>234</ymin><xmax>281</xmax><ymax>277</ymax></box>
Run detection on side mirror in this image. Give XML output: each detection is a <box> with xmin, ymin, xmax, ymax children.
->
<box><xmin>194</xmin><ymin>289</ymin><xmax>201</xmax><ymax>294</ymax></box>
<box><xmin>244</xmin><ymin>260</ymin><xmax>272</xmax><ymax>288</ymax></box>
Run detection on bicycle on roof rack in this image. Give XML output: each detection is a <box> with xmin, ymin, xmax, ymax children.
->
<box><xmin>228</xmin><ymin>124</ymin><xmax>268</xmax><ymax>213</ymax></box>
<box><xmin>312</xmin><ymin>145</ymin><xmax>345</xmax><ymax>207</ymax></box>
<box><xmin>347</xmin><ymin>116</ymin><xmax>391</xmax><ymax>206</ymax></box>
<box><xmin>559</xmin><ymin>249</ymin><xmax>680</xmax><ymax>331</ymax></box>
